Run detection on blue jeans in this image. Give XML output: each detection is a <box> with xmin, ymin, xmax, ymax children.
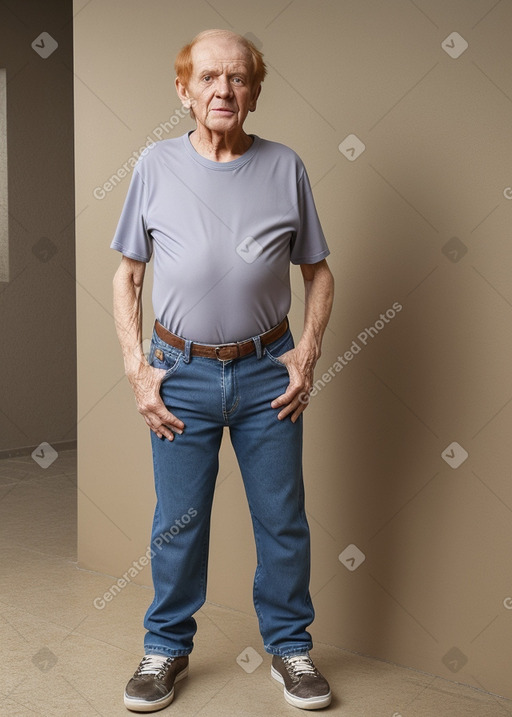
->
<box><xmin>143</xmin><ymin>325</ymin><xmax>315</xmax><ymax>657</ymax></box>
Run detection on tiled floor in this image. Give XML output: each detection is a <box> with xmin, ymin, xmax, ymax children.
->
<box><xmin>0</xmin><ymin>450</ymin><xmax>510</xmax><ymax>716</ymax></box>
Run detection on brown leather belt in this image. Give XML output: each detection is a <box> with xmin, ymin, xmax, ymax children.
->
<box><xmin>154</xmin><ymin>317</ymin><xmax>289</xmax><ymax>361</ymax></box>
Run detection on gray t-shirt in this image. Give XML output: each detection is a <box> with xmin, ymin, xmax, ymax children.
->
<box><xmin>111</xmin><ymin>132</ymin><xmax>329</xmax><ymax>344</ymax></box>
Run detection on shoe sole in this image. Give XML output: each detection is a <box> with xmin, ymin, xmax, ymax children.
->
<box><xmin>124</xmin><ymin>665</ymin><xmax>189</xmax><ymax>712</ymax></box>
<box><xmin>271</xmin><ymin>665</ymin><xmax>331</xmax><ymax>710</ymax></box>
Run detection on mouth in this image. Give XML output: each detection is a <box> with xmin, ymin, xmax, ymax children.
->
<box><xmin>210</xmin><ymin>108</ymin><xmax>235</xmax><ymax>115</ymax></box>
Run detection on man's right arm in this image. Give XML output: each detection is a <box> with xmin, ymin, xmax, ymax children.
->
<box><xmin>113</xmin><ymin>256</ymin><xmax>184</xmax><ymax>441</ymax></box>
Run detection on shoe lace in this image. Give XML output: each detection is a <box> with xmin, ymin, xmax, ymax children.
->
<box><xmin>135</xmin><ymin>655</ymin><xmax>171</xmax><ymax>678</ymax></box>
<box><xmin>283</xmin><ymin>654</ymin><xmax>317</xmax><ymax>678</ymax></box>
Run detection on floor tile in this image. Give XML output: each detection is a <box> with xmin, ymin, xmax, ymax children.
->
<box><xmin>1</xmin><ymin>451</ymin><xmax>511</xmax><ymax>716</ymax></box>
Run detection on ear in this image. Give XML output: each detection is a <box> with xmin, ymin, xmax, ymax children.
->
<box><xmin>175</xmin><ymin>77</ymin><xmax>192</xmax><ymax>109</ymax></box>
<box><xmin>249</xmin><ymin>84</ymin><xmax>262</xmax><ymax>112</ymax></box>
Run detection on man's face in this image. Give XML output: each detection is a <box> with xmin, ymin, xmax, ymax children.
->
<box><xmin>177</xmin><ymin>36</ymin><xmax>260</xmax><ymax>135</ymax></box>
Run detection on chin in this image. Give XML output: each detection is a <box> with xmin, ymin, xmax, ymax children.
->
<box><xmin>207</xmin><ymin>119</ymin><xmax>238</xmax><ymax>131</ymax></box>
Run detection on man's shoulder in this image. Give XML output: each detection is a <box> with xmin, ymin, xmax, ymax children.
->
<box><xmin>257</xmin><ymin>137</ymin><xmax>303</xmax><ymax>163</ymax></box>
<box><xmin>254</xmin><ymin>137</ymin><xmax>306</xmax><ymax>181</ymax></box>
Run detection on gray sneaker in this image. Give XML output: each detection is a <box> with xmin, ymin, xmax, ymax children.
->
<box><xmin>124</xmin><ymin>654</ymin><xmax>189</xmax><ymax>712</ymax></box>
<box><xmin>271</xmin><ymin>653</ymin><xmax>331</xmax><ymax>710</ymax></box>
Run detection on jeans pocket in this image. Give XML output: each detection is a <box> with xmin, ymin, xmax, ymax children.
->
<box><xmin>264</xmin><ymin>331</ymin><xmax>294</xmax><ymax>369</ymax></box>
<box><xmin>149</xmin><ymin>334</ymin><xmax>183</xmax><ymax>377</ymax></box>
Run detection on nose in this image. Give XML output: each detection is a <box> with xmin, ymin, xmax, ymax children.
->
<box><xmin>215</xmin><ymin>75</ymin><xmax>232</xmax><ymax>98</ymax></box>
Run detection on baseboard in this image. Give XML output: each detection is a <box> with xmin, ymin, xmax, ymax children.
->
<box><xmin>0</xmin><ymin>439</ymin><xmax>77</xmax><ymax>459</ymax></box>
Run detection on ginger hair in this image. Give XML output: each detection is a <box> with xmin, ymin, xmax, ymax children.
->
<box><xmin>175</xmin><ymin>29</ymin><xmax>266</xmax><ymax>88</ymax></box>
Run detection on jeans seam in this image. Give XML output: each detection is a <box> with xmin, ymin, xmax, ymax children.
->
<box><xmin>220</xmin><ymin>360</ymin><xmax>226</xmax><ymax>423</ymax></box>
<box><xmin>226</xmin><ymin>361</ymin><xmax>239</xmax><ymax>417</ymax></box>
<box><xmin>198</xmin><ymin>526</ymin><xmax>209</xmax><ymax>602</ymax></box>
<box><xmin>265</xmin><ymin>644</ymin><xmax>313</xmax><ymax>656</ymax></box>
<box><xmin>144</xmin><ymin>646</ymin><xmax>192</xmax><ymax>657</ymax></box>
<box><xmin>247</xmin><ymin>508</ymin><xmax>266</xmax><ymax>634</ymax></box>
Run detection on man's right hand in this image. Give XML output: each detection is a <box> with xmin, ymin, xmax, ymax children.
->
<box><xmin>113</xmin><ymin>257</ymin><xmax>185</xmax><ymax>441</ymax></box>
<box><xmin>127</xmin><ymin>363</ymin><xmax>185</xmax><ymax>441</ymax></box>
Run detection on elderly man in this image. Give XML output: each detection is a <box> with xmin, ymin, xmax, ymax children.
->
<box><xmin>112</xmin><ymin>29</ymin><xmax>334</xmax><ymax>712</ymax></box>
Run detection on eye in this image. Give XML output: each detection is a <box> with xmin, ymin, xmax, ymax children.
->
<box><xmin>232</xmin><ymin>76</ymin><xmax>244</xmax><ymax>85</ymax></box>
<box><xmin>202</xmin><ymin>75</ymin><xmax>212</xmax><ymax>82</ymax></box>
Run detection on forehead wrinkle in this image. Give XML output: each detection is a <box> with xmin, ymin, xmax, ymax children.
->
<box><xmin>196</xmin><ymin>62</ymin><xmax>249</xmax><ymax>72</ymax></box>
<box><xmin>194</xmin><ymin>60</ymin><xmax>250</xmax><ymax>76</ymax></box>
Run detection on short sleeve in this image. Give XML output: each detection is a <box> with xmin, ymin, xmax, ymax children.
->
<box><xmin>290</xmin><ymin>166</ymin><xmax>330</xmax><ymax>265</ymax></box>
<box><xmin>110</xmin><ymin>167</ymin><xmax>152</xmax><ymax>262</ymax></box>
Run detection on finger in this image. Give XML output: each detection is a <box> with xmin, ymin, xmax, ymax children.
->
<box><xmin>271</xmin><ymin>384</ymin><xmax>302</xmax><ymax>409</ymax></box>
<box><xmin>290</xmin><ymin>401</ymin><xmax>307</xmax><ymax>422</ymax></box>
<box><xmin>155</xmin><ymin>428</ymin><xmax>174</xmax><ymax>441</ymax></box>
<box><xmin>276</xmin><ymin>388</ymin><xmax>311</xmax><ymax>420</ymax></box>
<box><xmin>159</xmin><ymin>426</ymin><xmax>176</xmax><ymax>441</ymax></box>
<box><xmin>160</xmin><ymin>413</ymin><xmax>185</xmax><ymax>433</ymax></box>
<box><xmin>278</xmin><ymin>399</ymin><xmax>307</xmax><ymax>421</ymax></box>
<box><xmin>144</xmin><ymin>411</ymin><xmax>182</xmax><ymax>439</ymax></box>
<box><xmin>277</xmin><ymin>401</ymin><xmax>297</xmax><ymax>420</ymax></box>
<box><xmin>152</xmin><ymin>421</ymin><xmax>178</xmax><ymax>441</ymax></box>
<box><xmin>152</xmin><ymin>403</ymin><xmax>185</xmax><ymax>432</ymax></box>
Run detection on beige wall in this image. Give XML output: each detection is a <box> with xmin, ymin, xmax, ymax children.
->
<box><xmin>75</xmin><ymin>0</ymin><xmax>512</xmax><ymax>700</ymax></box>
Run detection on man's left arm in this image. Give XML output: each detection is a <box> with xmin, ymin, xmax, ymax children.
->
<box><xmin>271</xmin><ymin>258</ymin><xmax>334</xmax><ymax>422</ymax></box>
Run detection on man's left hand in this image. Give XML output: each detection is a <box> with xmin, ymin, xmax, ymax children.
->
<box><xmin>270</xmin><ymin>344</ymin><xmax>317</xmax><ymax>422</ymax></box>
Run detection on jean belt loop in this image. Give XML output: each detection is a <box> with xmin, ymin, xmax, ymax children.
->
<box><xmin>252</xmin><ymin>334</ymin><xmax>263</xmax><ymax>359</ymax></box>
<box><xmin>183</xmin><ymin>339</ymin><xmax>192</xmax><ymax>364</ymax></box>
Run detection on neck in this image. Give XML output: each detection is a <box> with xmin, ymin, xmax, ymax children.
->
<box><xmin>189</xmin><ymin>127</ymin><xmax>253</xmax><ymax>162</ymax></box>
